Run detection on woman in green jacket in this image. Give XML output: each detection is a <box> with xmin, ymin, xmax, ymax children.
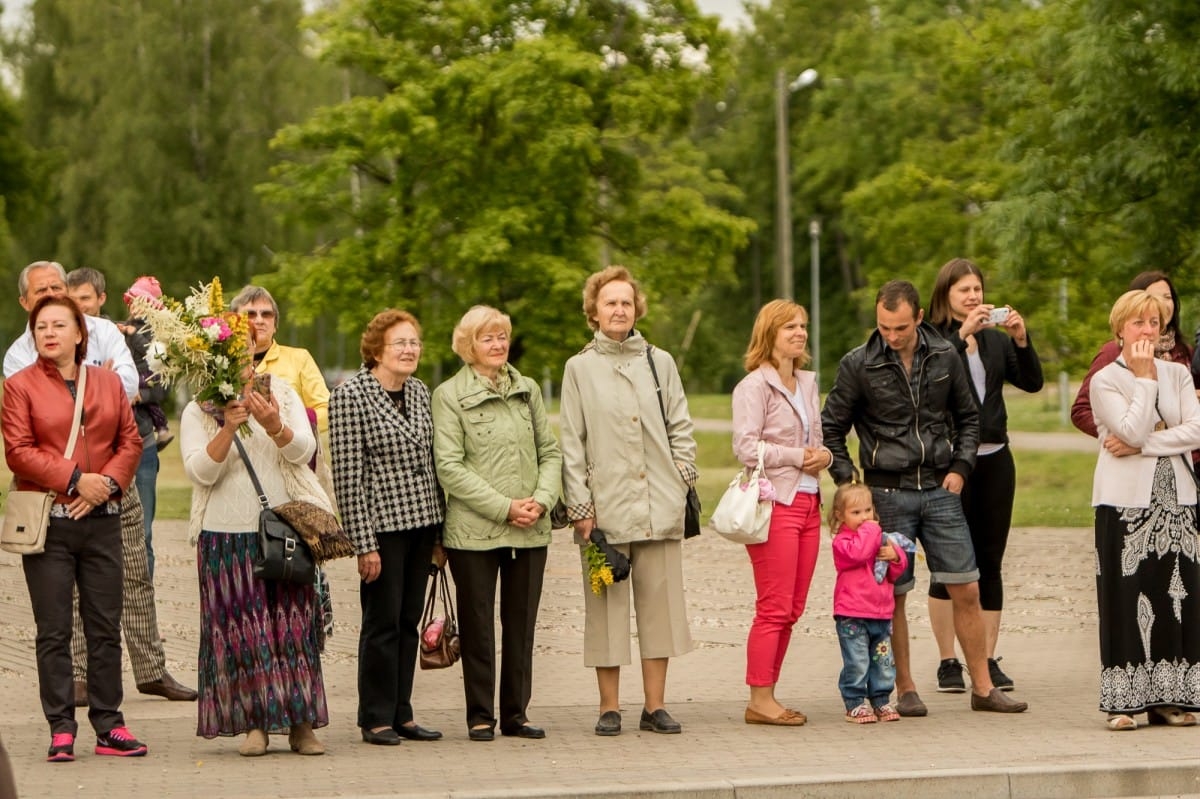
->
<box><xmin>432</xmin><ymin>305</ymin><xmax>562</xmax><ymax>742</ymax></box>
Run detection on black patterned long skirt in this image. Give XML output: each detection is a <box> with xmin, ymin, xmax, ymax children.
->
<box><xmin>1095</xmin><ymin>457</ymin><xmax>1200</xmax><ymax>714</ymax></box>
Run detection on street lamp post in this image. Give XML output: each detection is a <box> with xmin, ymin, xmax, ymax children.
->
<box><xmin>809</xmin><ymin>218</ymin><xmax>821</xmax><ymax>383</ymax></box>
<box><xmin>774</xmin><ymin>67</ymin><xmax>818</xmax><ymax>301</ymax></box>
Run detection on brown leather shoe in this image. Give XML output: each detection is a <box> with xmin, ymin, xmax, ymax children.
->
<box><xmin>137</xmin><ymin>673</ymin><xmax>198</xmax><ymax>702</ymax></box>
<box><xmin>970</xmin><ymin>688</ymin><xmax>1028</xmax><ymax>713</ymax></box>
<box><xmin>73</xmin><ymin>680</ymin><xmax>88</xmax><ymax>707</ymax></box>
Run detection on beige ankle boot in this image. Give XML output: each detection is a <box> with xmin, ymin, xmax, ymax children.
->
<box><xmin>288</xmin><ymin>723</ymin><xmax>325</xmax><ymax>756</ymax></box>
<box><xmin>238</xmin><ymin>729</ymin><xmax>268</xmax><ymax>757</ymax></box>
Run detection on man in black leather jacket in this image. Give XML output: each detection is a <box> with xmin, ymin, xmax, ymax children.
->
<box><xmin>821</xmin><ymin>280</ymin><xmax>1027</xmax><ymax>716</ymax></box>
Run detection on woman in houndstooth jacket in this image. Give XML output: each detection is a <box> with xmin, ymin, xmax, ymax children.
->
<box><xmin>330</xmin><ymin>309</ymin><xmax>446</xmax><ymax>747</ymax></box>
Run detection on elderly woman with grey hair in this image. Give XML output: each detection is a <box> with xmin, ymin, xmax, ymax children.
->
<box><xmin>559</xmin><ymin>265</ymin><xmax>698</xmax><ymax>737</ymax></box>
<box><xmin>431</xmin><ymin>305</ymin><xmax>561</xmax><ymax>741</ymax></box>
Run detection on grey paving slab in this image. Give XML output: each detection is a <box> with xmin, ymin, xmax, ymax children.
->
<box><xmin>0</xmin><ymin>522</ymin><xmax>1197</xmax><ymax>799</ymax></box>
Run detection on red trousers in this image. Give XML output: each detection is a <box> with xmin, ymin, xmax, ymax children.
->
<box><xmin>745</xmin><ymin>493</ymin><xmax>821</xmax><ymax>686</ymax></box>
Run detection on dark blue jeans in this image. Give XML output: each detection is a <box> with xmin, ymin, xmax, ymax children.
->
<box><xmin>135</xmin><ymin>443</ymin><xmax>159</xmax><ymax>580</ymax></box>
<box><xmin>836</xmin><ymin>616</ymin><xmax>895</xmax><ymax>710</ymax></box>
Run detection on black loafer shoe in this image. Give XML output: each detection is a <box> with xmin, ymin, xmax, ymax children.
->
<box><xmin>594</xmin><ymin>711</ymin><xmax>621</xmax><ymax>736</ymax></box>
<box><xmin>395</xmin><ymin>723</ymin><xmax>443</xmax><ymax>741</ymax></box>
<box><xmin>501</xmin><ymin>724</ymin><xmax>545</xmax><ymax>739</ymax></box>
<box><xmin>361</xmin><ymin>727</ymin><xmax>402</xmax><ymax>745</ymax></box>
<box><xmin>639</xmin><ymin>707</ymin><xmax>681</xmax><ymax>734</ymax></box>
<box><xmin>468</xmin><ymin>727</ymin><xmax>495</xmax><ymax>742</ymax></box>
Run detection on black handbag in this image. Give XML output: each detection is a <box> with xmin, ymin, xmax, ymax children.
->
<box><xmin>645</xmin><ymin>347</ymin><xmax>702</xmax><ymax>538</ymax></box>
<box><xmin>233</xmin><ymin>436</ymin><xmax>317</xmax><ymax>584</ymax></box>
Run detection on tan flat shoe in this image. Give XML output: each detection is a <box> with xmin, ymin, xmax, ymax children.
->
<box><xmin>238</xmin><ymin>729</ymin><xmax>269</xmax><ymax>756</ymax></box>
<box><xmin>745</xmin><ymin>707</ymin><xmax>806</xmax><ymax>726</ymax></box>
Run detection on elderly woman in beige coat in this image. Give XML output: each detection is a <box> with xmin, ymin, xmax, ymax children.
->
<box><xmin>559</xmin><ymin>265</ymin><xmax>698</xmax><ymax>737</ymax></box>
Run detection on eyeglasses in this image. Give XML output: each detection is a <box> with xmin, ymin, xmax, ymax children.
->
<box><xmin>386</xmin><ymin>339</ymin><xmax>423</xmax><ymax>351</ymax></box>
<box><xmin>244</xmin><ymin>309</ymin><xmax>276</xmax><ymax>320</ymax></box>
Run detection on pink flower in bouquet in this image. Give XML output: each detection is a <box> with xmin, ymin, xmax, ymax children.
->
<box><xmin>199</xmin><ymin>316</ymin><xmax>233</xmax><ymax>342</ymax></box>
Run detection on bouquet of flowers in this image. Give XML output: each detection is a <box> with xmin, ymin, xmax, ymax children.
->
<box><xmin>129</xmin><ymin>277</ymin><xmax>252</xmax><ymax>411</ymax></box>
<box><xmin>584</xmin><ymin>528</ymin><xmax>631</xmax><ymax>595</ymax></box>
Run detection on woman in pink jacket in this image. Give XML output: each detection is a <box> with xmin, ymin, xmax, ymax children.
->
<box><xmin>731</xmin><ymin>300</ymin><xmax>831</xmax><ymax>726</ymax></box>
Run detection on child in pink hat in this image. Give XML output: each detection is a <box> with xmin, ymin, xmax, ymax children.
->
<box><xmin>122</xmin><ymin>276</ymin><xmax>173</xmax><ymax>450</ymax></box>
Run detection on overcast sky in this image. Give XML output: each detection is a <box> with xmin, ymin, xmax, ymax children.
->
<box><xmin>2</xmin><ymin>0</ymin><xmax>755</xmax><ymax>33</ymax></box>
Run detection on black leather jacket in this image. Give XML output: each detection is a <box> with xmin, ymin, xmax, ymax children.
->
<box><xmin>821</xmin><ymin>323</ymin><xmax>980</xmax><ymax>489</ymax></box>
<box><xmin>936</xmin><ymin>320</ymin><xmax>1043</xmax><ymax>445</ymax></box>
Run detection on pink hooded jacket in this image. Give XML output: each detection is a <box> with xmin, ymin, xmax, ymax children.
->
<box><xmin>831</xmin><ymin>520</ymin><xmax>907</xmax><ymax>620</ymax></box>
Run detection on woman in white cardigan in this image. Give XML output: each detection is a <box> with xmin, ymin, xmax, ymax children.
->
<box><xmin>181</xmin><ymin>365</ymin><xmax>332</xmax><ymax>756</ymax></box>
<box><xmin>1090</xmin><ymin>289</ymin><xmax>1200</xmax><ymax>731</ymax></box>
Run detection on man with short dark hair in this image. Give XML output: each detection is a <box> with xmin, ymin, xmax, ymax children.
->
<box><xmin>5</xmin><ymin>260</ymin><xmax>196</xmax><ymax>707</ymax></box>
<box><xmin>821</xmin><ymin>280</ymin><xmax>1027</xmax><ymax>715</ymax></box>
<box><xmin>66</xmin><ymin>267</ymin><xmax>108</xmax><ymax>317</ymax></box>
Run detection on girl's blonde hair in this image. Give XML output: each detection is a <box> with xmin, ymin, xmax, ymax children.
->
<box><xmin>827</xmin><ymin>482</ymin><xmax>875</xmax><ymax>535</ymax></box>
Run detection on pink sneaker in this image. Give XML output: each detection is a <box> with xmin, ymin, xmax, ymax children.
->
<box><xmin>95</xmin><ymin>726</ymin><xmax>147</xmax><ymax>757</ymax></box>
<box><xmin>47</xmin><ymin>732</ymin><xmax>74</xmax><ymax>763</ymax></box>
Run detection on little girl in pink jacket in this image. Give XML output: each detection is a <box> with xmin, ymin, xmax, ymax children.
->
<box><xmin>830</xmin><ymin>483</ymin><xmax>908</xmax><ymax>724</ymax></box>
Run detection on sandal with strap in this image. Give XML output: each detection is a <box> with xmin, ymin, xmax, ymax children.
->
<box><xmin>1147</xmin><ymin>706</ymin><xmax>1197</xmax><ymax>727</ymax></box>
<box><xmin>1106</xmin><ymin>714</ymin><xmax>1137</xmax><ymax>731</ymax></box>
<box><xmin>845</xmin><ymin>702</ymin><xmax>877</xmax><ymax>724</ymax></box>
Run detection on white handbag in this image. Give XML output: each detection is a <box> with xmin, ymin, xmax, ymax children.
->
<box><xmin>711</xmin><ymin>441</ymin><xmax>773</xmax><ymax>545</ymax></box>
<box><xmin>1</xmin><ymin>365</ymin><xmax>87</xmax><ymax>555</ymax></box>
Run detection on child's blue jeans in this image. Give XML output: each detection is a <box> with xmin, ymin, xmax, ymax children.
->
<box><xmin>835</xmin><ymin>616</ymin><xmax>895</xmax><ymax>710</ymax></box>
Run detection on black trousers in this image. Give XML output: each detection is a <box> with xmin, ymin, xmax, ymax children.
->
<box><xmin>447</xmin><ymin>546</ymin><xmax>547</xmax><ymax>731</ymax></box>
<box><xmin>23</xmin><ymin>514</ymin><xmax>124</xmax><ymax>736</ymax></box>
<box><xmin>357</xmin><ymin>526</ymin><xmax>436</xmax><ymax>730</ymax></box>
<box><xmin>929</xmin><ymin>446</ymin><xmax>1016</xmax><ymax>609</ymax></box>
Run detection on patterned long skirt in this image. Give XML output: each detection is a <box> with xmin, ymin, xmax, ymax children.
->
<box><xmin>1096</xmin><ymin>457</ymin><xmax>1200</xmax><ymax>714</ymax></box>
<box><xmin>196</xmin><ymin>531</ymin><xmax>329</xmax><ymax>738</ymax></box>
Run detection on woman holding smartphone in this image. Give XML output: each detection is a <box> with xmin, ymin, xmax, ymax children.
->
<box><xmin>926</xmin><ymin>258</ymin><xmax>1043</xmax><ymax>694</ymax></box>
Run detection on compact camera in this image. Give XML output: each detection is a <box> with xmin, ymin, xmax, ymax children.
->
<box><xmin>987</xmin><ymin>307</ymin><xmax>1010</xmax><ymax>325</ymax></box>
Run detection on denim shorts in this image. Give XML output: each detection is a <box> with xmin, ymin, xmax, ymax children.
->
<box><xmin>870</xmin><ymin>485</ymin><xmax>978</xmax><ymax>595</ymax></box>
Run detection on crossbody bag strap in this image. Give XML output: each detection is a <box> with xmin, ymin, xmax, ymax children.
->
<box><xmin>644</xmin><ymin>346</ymin><xmax>670</xmax><ymax>432</ymax></box>
<box><xmin>232</xmin><ymin>435</ymin><xmax>271</xmax><ymax>510</ymax></box>
<box><xmin>63</xmin><ymin>364</ymin><xmax>87</xmax><ymax>459</ymax></box>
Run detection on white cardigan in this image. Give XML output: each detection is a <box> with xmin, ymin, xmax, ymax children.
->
<box><xmin>1091</xmin><ymin>357</ymin><xmax>1200</xmax><ymax>508</ymax></box>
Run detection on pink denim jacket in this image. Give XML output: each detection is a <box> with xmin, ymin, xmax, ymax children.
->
<box><xmin>731</xmin><ymin>365</ymin><xmax>829</xmax><ymax>506</ymax></box>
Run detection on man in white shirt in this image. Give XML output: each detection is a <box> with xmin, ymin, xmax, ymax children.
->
<box><xmin>5</xmin><ymin>260</ymin><xmax>196</xmax><ymax>705</ymax></box>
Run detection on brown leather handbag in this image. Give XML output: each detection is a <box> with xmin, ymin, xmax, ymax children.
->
<box><xmin>419</xmin><ymin>566</ymin><xmax>461</xmax><ymax>670</ymax></box>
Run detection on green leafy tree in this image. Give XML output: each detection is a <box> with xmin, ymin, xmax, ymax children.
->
<box><xmin>12</xmin><ymin>0</ymin><xmax>328</xmax><ymax>324</ymax></box>
<box><xmin>261</xmin><ymin>0</ymin><xmax>753</xmax><ymax>385</ymax></box>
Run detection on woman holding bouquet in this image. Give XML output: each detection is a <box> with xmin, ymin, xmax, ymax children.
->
<box><xmin>432</xmin><ymin>305</ymin><xmax>561</xmax><ymax>741</ymax></box>
<box><xmin>330</xmin><ymin>309</ymin><xmax>445</xmax><ymax>746</ymax></box>
<box><xmin>559</xmin><ymin>266</ymin><xmax>697</xmax><ymax>736</ymax></box>
<box><xmin>2</xmin><ymin>295</ymin><xmax>145</xmax><ymax>762</ymax></box>
<box><xmin>180</xmin><ymin>329</ymin><xmax>332</xmax><ymax>757</ymax></box>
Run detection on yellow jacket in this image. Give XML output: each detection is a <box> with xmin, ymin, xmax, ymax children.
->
<box><xmin>255</xmin><ymin>340</ymin><xmax>330</xmax><ymax>433</ymax></box>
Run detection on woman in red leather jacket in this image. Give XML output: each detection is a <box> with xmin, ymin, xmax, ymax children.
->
<box><xmin>2</xmin><ymin>295</ymin><xmax>143</xmax><ymax>763</ymax></box>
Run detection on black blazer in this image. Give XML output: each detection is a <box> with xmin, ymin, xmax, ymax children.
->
<box><xmin>330</xmin><ymin>367</ymin><xmax>445</xmax><ymax>554</ymax></box>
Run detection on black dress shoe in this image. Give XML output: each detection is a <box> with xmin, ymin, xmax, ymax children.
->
<box><xmin>468</xmin><ymin>727</ymin><xmax>495</xmax><ymax>742</ymax></box>
<box><xmin>500</xmin><ymin>724</ymin><xmax>545</xmax><ymax>739</ymax></box>
<box><xmin>361</xmin><ymin>727</ymin><xmax>403</xmax><ymax>745</ymax></box>
<box><xmin>395</xmin><ymin>723</ymin><xmax>442</xmax><ymax>741</ymax></box>
<box><xmin>639</xmin><ymin>707</ymin><xmax>681</xmax><ymax>734</ymax></box>
<box><xmin>594</xmin><ymin>710</ymin><xmax>621</xmax><ymax>736</ymax></box>
<box><xmin>136</xmin><ymin>673</ymin><xmax>198</xmax><ymax>702</ymax></box>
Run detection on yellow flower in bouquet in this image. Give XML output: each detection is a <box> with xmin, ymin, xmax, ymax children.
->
<box><xmin>129</xmin><ymin>277</ymin><xmax>252</xmax><ymax>408</ymax></box>
<box><xmin>585</xmin><ymin>543</ymin><xmax>615</xmax><ymax>596</ymax></box>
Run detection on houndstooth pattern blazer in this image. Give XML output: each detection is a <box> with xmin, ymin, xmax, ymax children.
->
<box><xmin>330</xmin><ymin>367</ymin><xmax>445</xmax><ymax>554</ymax></box>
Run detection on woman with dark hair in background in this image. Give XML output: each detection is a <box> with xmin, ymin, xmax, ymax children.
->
<box><xmin>1073</xmin><ymin>271</ymin><xmax>1197</xmax><ymax>444</ymax></box>
<box><xmin>925</xmin><ymin>258</ymin><xmax>1043</xmax><ymax>694</ymax></box>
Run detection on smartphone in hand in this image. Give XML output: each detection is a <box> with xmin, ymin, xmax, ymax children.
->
<box><xmin>251</xmin><ymin>372</ymin><xmax>272</xmax><ymax>399</ymax></box>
